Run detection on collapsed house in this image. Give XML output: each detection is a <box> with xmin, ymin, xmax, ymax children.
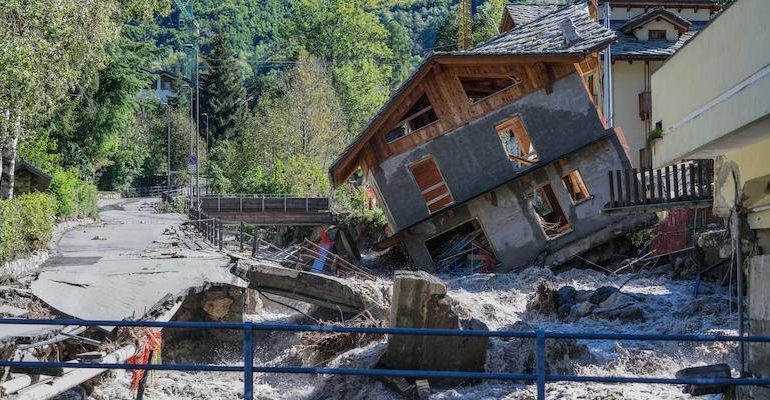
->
<box><xmin>329</xmin><ymin>2</ymin><xmax>648</xmax><ymax>273</ymax></box>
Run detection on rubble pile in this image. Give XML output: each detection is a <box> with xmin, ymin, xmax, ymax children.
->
<box><xmin>526</xmin><ymin>279</ymin><xmax>647</xmax><ymax>323</ymax></box>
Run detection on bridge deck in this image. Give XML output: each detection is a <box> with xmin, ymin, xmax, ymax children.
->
<box><xmin>198</xmin><ymin>196</ymin><xmax>333</xmax><ymax>226</ymax></box>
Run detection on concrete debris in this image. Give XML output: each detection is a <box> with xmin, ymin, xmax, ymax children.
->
<box><xmin>384</xmin><ymin>271</ymin><xmax>488</xmax><ymax>385</ymax></box>
<box><xmin>588</xmin><ymin>286</ymin><xmax>619</xmax><ymax>305</ymax></box>
<box><xmin>415</xmin><ymin>379</ymin><xmax>431</xmax><ymax>399</ymax></box>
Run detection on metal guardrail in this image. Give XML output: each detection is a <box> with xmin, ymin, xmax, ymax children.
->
<box><xmin>123</xmin><ymin>185</ymin><xmax>184</xmax><ymax>198</ymax></box>
<box><xmin>2</xmin><ymin>318</ymin><xmax>770</xmax><ymax>399</ymax></box>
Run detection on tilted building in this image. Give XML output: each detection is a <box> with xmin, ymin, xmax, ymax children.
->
<box><xmin>330</xmin><ymin>3</ymin><xmax>647</xmax><ymax>273</ymax></box>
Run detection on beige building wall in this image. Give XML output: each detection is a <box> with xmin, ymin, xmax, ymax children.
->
<box><xmin>651</xmin><ymin>0</ymin><xmax>770</xmax><ymax>170</ymax></box>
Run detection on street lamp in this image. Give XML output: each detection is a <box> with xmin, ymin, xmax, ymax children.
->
<box><xmin>184</xmin><ymin>43</ymin><xmax>201</xmax><ymax>210</ymax></box>
<box><xmin>162</xmin><ymin>102</ymin><xmax>171</xmax><ymax>199</ymax></box>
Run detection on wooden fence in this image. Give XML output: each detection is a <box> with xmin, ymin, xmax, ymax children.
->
<box><xmin>606</xmin><ymin>159</ymin><xmax>713</xmax><ymax>211</ymax></box>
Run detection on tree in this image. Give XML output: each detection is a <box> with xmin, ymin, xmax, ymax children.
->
<box><xmin>0</xmin><ymin>0</ymin><xmax>169</xmax><ymax>198</ymax></box>
<box><xmin>288</xmin><ymin>0</ymin><xmax>391</xmax><ymax>64</ymax></box>
<box><xmin>201</xmin><ymin>30</ymin><xmax>247</xmax><ymax>143</ymax></box>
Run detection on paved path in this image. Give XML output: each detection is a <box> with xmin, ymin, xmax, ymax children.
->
<box><xmin>29</xmin><ymin>198</ymin><xmax>244</xmax><ymax>328</ymax></box>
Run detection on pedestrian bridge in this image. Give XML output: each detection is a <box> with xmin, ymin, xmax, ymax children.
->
<box><xmin>196</xmin><ymin>194</ymin><xmax>334</xmax><ymax>226</ymax></box>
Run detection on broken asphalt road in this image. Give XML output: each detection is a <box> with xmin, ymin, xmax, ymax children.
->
<box><xmin>29</xmin><ymin>198</ymin><xmax>244</xmax><ymax>329</ymax></box>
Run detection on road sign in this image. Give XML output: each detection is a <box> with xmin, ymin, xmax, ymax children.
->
<box><xmin>187</xmin><ymin>155</ymin><xmax>197</xmax><ymax>165</ymax></box>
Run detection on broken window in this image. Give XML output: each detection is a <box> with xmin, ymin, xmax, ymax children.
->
<box><xmin>562</xmin><ymin>170</ymin><xmax>590</xmax><ymax>203</ymax></box>
<box><xmin>528</xmin><ymin>184</ymin><xmax>571</xmax><ymax>239</ymax></box>
<box><xmin>648</xmin><ymin>30</ymin><xmax>666</xmax><ymax>40</ymax></box>
<box><xmin>425</xmin><ymin>219</ymin><xmax>498</xmax><ymax>275</ymax></box>
<box><xmin>384</xmin><ymin>94</ymin><xmax>438</xmax><ymax>143</ymax></box>
<box><xmin>409</xmin><ymin>156</ymin><xmax>453</xmax><ymax>214</ymax></box>
<box><xmin>496</xmin><ymin>116</ymin><xmax>539</xmax><ymax>167</ymax></box>
<box><xmin>459</xmin><ymin>76</ymin><xmax>523</xmax><ymax>103</ymax></box>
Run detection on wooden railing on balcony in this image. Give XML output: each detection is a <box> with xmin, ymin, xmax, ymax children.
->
<box><xmin>604</xmin><ymin>160</ymin><xmax>713</xmax><ymax>214</ymax></box>
<box><xmin>638</xmin><ymin>91</ymin><xmax>651</xmax><ymax>121</ymax></box>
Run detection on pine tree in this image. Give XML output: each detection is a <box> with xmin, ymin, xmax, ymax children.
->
<box><xmin>201</xmin><ymin>31</ymin><xmax>246</xmax><ymax>144</ymax></box>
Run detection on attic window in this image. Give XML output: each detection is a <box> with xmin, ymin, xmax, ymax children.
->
<box><xmin>528</xmin><ymin>184</ymin><xmax>571</xmax><ymax>239</ymax></box>
<box><xmin>460</xmin><ymin>76</ymin><xmax>523</xmax><ymax>103</ymax></box>
<box><xmin>384</xmin><ymin>94</ymin><xmax>438</xmax><ymax>143</ymax></box>
<box><xmin>648</xmin><ymin>30</ymin><xmax>666</xmax><ymax>40</ymax></box>
<box><xmin>496</xmin><ymin>116</ymin><xmax>539</xmax><ymax>167</ymax></box>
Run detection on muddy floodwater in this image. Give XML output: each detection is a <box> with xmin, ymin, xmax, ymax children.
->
<box><xmin>93</xmin><ymin>267</ymin><xmax>736</xmax><ymax>400</ymax></box>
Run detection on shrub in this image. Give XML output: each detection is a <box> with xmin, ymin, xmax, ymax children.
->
<box><xmin>0</xmin><ymin>193</ymin><xmax>56</xmax><ymax>264</ymax></box>
<box><xmin>49</xmin><ymin>169</ymin><xmax>98</xmax><ymax>219</ymax></box>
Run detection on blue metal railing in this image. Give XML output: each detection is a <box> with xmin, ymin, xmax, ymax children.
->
<box><xmin>2</xmin><ymin>318</ymin><xmax>770</xmax><ymax>399</ymax></box>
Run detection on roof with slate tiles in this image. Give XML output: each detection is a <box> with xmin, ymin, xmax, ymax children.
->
<box><xmin>446</xmin><ymin>3</ymin><xmax>616</xmax><ymax>58</ymax></box>
<box><xmin>619</xmin><ymin>7</ymin><xmax>692</xmax><ymax>33</ymax></box>
<box><xmin>611</xmin><ymin>19</ymin><xmax>708</xmax><ymax>59</ymax></box>
<box><xmin>504</xmin><ymin>3</ymin><xmax>562</xmax><ymax>27</ymax></box>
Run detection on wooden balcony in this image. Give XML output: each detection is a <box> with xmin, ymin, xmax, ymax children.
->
<box><xmin>603</xmin><ymin>160</ymin><xmax>714</xmax><ymax>215</ymax></box>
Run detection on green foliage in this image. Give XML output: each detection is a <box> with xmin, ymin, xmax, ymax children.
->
<box><xmin>332</xmin><ymin>184</ymin><xmax>387</xmax><ymax>229</ymax></box>
<box><xmin>49</xmin><ymin>170</ymin><xmax>99</xmax><ymax>219</ymax></box>
<box><xmin>647</xmin><ymin>128</ymin><xmax>664</xmax><ymax>147</ymax></box>
<box><xmin>154</xmin><ymin>196</ymin><xmax>186</xmax><ymax>213</ymax></box>
<box><xmin>288</xmin><ymin>0</ymin><xmax>392</xmax><ymax>63</ymax></box>
<box><xmin>202</xmin><ymin>31</ymin><xmax>247</xmax><ymax>144</ymax></box>
<box><xmin>0</xmin><ymin>193</ymin><xmax>56</xmax><ymax>264</ymax></box>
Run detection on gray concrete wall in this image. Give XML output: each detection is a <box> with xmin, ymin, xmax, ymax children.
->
<box><xmin>372</xmin><ymin>74</ymin><xmax>613</xmax><ymax>232</ymax></box>
<box><xmin>747</xmin><ymin>255</ymin><xmax>770</xmax><ymax>392</ymax></box>
<box><xmin>402</xmin><ymin>136</ymin><xmax>641</xmax><ymax>271</ymax></box>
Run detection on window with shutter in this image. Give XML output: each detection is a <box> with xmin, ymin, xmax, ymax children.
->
<box><xmin>409</xmin><ymin>157</ymin><xmax>454</xmax><ymax>214</ymax></box>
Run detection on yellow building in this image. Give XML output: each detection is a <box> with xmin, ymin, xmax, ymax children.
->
<box><xmin>651</xmin><ymin>0</ymin><xmax>770</xmax><ymax>398</ymax></box>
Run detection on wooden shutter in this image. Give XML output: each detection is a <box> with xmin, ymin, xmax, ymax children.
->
<box><xmin>409</xmin><ymin>157</ymin><xmax>453</xmax><ymax>214</ymax></box>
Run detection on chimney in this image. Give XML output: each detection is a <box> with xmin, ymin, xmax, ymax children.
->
<box><xmin>559</xmin><ymin>17</ymin><xmax>584</xmax><ymax>46</ymax></box>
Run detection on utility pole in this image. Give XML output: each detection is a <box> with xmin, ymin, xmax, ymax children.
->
<box><xmin>165</xmin><ymin>103</ymin><xmax>171</xmax><ymax>198</ymax></box>
<box><xmin>204</xmin><ymin>112</ymin><xmax>209</xmax><ymax>195</ymax></box>
<box><xmin>195</xmin><ymin>45</ymin><xmax>200</xmax><ymax>209</ymax></box>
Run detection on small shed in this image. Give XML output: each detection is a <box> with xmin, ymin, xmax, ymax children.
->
<box><xmin>14</xmin><ymin>160</ymin><xmax>52</xmax><ymax>194</ymax></box>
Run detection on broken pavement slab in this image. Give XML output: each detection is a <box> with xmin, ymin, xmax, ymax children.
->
<box><xmin>28</xmin><ymin>199</ymin><xmax>245</xmax><ymax>330</ymax></box>
<box><xmin>232</xmin><ymin>259</ymin><xmax>388</xmax><ymax>317</ymax></box>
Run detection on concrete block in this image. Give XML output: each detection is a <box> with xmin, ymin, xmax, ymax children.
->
<box><xmin>747</xmin><ymin>255</ymin><xmax>770</xmax><ymax>388</ymax></box>
<box><xmin>384</xmin><ymin>271</ymin><xmax>488</xmax><ymax>385</ymax></box>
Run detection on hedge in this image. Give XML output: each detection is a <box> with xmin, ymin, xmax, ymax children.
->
<box><xmin>0</xmin><ymin>192</ymin><xmax>57</xmax><ymax>264</ymax></box>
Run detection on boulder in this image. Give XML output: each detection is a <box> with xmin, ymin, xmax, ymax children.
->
<box><xmin>574</xmin><ymin>289</ymin><xmax>594</xmax><ymax>303</ymax></box>
<box><xmin>593</xmin><ymin>304</ymin><xmax>645</xmax><ymax>322</ymax></box>
<box><xmin>598</xmin><ymin>292</ymin><xmax>635</xmax><ymax>309</ymax></box>
<box><xmin>557</xmin><ymin>285</ymin><xmax>577</xmax><ymax>306</ymax></box>
<box><xmin>589</xmin><ymin>286</ymin><xmax>618</xmax><ymax>305</ymax></box>
<box><xmin>570</xmin><ymin>301</ymin><xmax>596</xmax><ymax>319</ymax></box>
